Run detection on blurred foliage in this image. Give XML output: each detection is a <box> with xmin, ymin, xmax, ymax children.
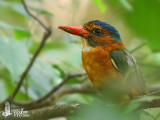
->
<box><xmin>0</xmin><ymin>0</ymin><xmax>63</xmax><ymax>101</ymax></box>
<box><xmin>105</xmin><ymin>0</ymin><xmax>160</xmax><ymax>51</ymax></box>
<box><xmin>30</xmin><ymin>7</ymin><xmax>54</xmax><ymax>17</ymax></box>
<box><xmin>0</xmin><ymin>36</ymin><xmax>29</xmax><ymax>79</ymax></box>
<box><xmin>92</xmin><ymin>0</ymin><xmax>107</xmax><ymax>13</ymax></box>
<box><xmin>0</xmin><ymin>0</ymin><xmax>160</xmax><ymax>120</ymax></box>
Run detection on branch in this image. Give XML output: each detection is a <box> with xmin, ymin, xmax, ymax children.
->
<box><xmin>2</xmin><ymin>92</ymin><xmax>160</xmax><ymax>120</ymax></box>
<box><xmin>6</xmin><ymin>82</ymin><xmax>160</xmax><ymax>111</ymax></box>
<box><xmin>138</xmin><ymin>99</ymin><xmax>160</xmax><ymax>110</ymax></box>
<box><xmin>7</xmin><ymin>0</ymin><xmax>52</xmax><ymax>101</ymax></box>
<box><xmin>11</xmin><ymin>82</ymin><xmax>93</xmax><ymax>110</ymax></box>
<box><xmin>22</xmin><ymin>0</ymin><xmax>49</xmax><ymax>31</ymax></box>
<box><xmin>137</xmin><ymin>91</ymin><xmax>160</xmax><ymax>110</ymax></box>
<box><xmin>120</xmin><ymin>90</ymin><xmax>160</xmax><ymax>110</ymax></box>
<box><xmin>35</xmin><ymin>73</ymin><xmax>86</xmax><ymax>104</ymax></box>
<box><xmin>1</xmin><ymin>89</ymin><xmax>160</xmax><ymax>119</ymax></box>
<box><xmin>0</xmin><ymin>104</ymin><xmax>83</xmax><ymax>120</ymax></box>
<box><xmin>9</xmin><ymin>73</ymin><xmax>87</xmax><ymax>109</ymax></box>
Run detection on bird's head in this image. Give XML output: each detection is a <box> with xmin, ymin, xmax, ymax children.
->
<box><xmin>59</xmin><ymin>20</ymin><xmax>122</xmax><ymax>50</ymax></box>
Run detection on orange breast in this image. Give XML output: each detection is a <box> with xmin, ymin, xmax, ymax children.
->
<box><xmin>82</xmin><ymin>41</ymin><xmax>125</xmax><ymax>88</ymax></box>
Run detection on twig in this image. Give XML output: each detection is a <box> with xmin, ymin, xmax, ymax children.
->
<box><xmin>11</xmin><ymin>82</ymin><xmax>93</xmax><ymax>110</ymax></box>
<box><xmin>0</xmin><ymin>104</ymin><xmax>83</xmax><ymax>120</ymax></box>
<box><xmin>35</xmin><ymin>73</ymin><xmax>86</xmax><ymax>103</ymax></box>
<box><xmin>130</xmin><ymin>42</ymin><xmax>146</xmax><ymax>53</ymax></box>
<box><xmin>8</xmin><ymin>0</ymin><xmax>52</xmax><ymax>101</ymax></box>
<box><xmin>22</xmin><ymin>0</ymin><xmax>49</xmax><ymax>31</ymax></box>
<box><xmin>10</xmin><ymin>31</ymin><xmax>51</xmax><ymax>100</ymax></box>
<box><xmin>10</xmin><ymin>73</ymin><xmax>87</xmax><ymax>109</ymax></box>
<box><xmin>25</xmin><ymin>77</ymin><xmax>29</xmax><ymax>100</ymax></box>
<box><xmin>3</xmin><ymin>91</ymin><xmax>160</xmax><ymax>120</ymax></box>
<box><xmin>137</xmin><ymin>91</ymin><xmax>160</xmax><ymax>109</ymax></box>
<box><xmin>121</xmin><ymin>90</ymin><xmax>160</xmax><ymax>110</ymax></box>
<box><xmin>3</xmin><ymin>85</ymin><xmax>160</xmax><ymax>118</ymax></box>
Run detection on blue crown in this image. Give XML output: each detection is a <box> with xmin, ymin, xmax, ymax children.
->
<box><xmin>88</xmin><ymin>20</ymin><xmax>121</xmax><ymax>41</ymax></box>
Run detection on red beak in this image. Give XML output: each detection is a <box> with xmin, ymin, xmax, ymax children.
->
<box><xmin>58</xmin><ymin>25</ymin><xmax>90</xmax><ymax>37</ymax></box>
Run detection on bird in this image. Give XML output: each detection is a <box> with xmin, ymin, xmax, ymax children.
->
<box><xmin>59</xmin><ymin>20</ymin><xmax>147</xmax><ymax>103</ymax></box>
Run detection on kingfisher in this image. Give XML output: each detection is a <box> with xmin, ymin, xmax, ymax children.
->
<box><xmin>59</xmin><ymin>20</ymin><xmax>147</xmax><ymax>103</ymax></box>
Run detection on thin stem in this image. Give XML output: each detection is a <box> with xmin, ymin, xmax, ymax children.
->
<box><xmin>7</xmin><ymin>0</ymin><xmax>52</xmax><ymax>101</ymax></box>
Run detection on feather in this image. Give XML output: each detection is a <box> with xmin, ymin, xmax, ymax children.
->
<box><xmin>110</xmin><ymin>49</ymin><xmax>147</xmax><ymax>96</ymax></box>
<box><xmin>111</xmin><ymin>59</ymin><xmax>118</xmax><ymax>70</ymax></box>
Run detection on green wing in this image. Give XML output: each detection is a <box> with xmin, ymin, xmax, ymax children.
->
<box><xmin>110</xmin><ymin>49</ymin><xmax>147</xmax><ymax>95</ymax></box>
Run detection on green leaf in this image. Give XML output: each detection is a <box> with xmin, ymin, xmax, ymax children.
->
<box><xmin>30</xmin><ymin>7</ymin><xmax>54</xmax><ymax>17</ymax></box>
<box><xmin>28</xmin><ymin>59</ymin><xmax>62</xmax><ymax>98</ymax></box>
<box><xmin>92</xmin><ymin>0</ymin><xmax>107</xmax><ymax>13</ymax></box>
<box><xmin>0</xmin><ymin>67</ymin><xmax>15</xmax><ymax>93</ymax></box>
<box><xmin>134</xmin><ymin>96</ymin><xmax>160</xmax><ymax>102</ymax></box>
<box><xmin>0</xmin><ymin>79</ymin><xmax>8</xmax><ymax>101</ymax></box>
<box><xmin>142</xmin><ymin>110</ymin><xmax>156</xmax><ymax>120</ymax></box>
<box><xmin>14</xmin><ymin>28</ymin><xmax>32</xmax><ymax>39</ymax></box>
<box><xmin>123</xmin><ymin>101</ymin><xmax>140</xmax><ymax>114</ymax></box>
<box><xmin>0</xmin><ymin>22</ymin><xmax>31</xmax><ymax>39</ymax></box>
<box><xmin>120</xmin><ymin>0</ymin><xmax>132</xmax><ymax>11</ymax></box>
<box><xmin>16</xmin><ymin>83</ymin><xmax>39</xmax><ymax>100</ymax></box>
<box><xmin>39</xmin><ymin>10</ymin><xmax>54</xmax><ymax>17</ymax></box>
<box><xmin>44</xmin><ymin>38</ymin><xmax>82</xmax><ymax>73</ymax></box>
<box><xmin>0</xmin><ymin>1</ymin><xmax>28</xmax><ymax>17</ymax></box>
<box><xmin>12</xmin><ymin>3</ymin><xmax>28</xmax><ymax>17</ymax></box>
<box><xmin>106</xmin><ymin>0</ymin><xmax>160</xmax><ymax>51</ymax></box>
<box><xmin>0</xmin><ymin>22</ymin><xmax>13</xmax><ymax>29</ymax></box>
<box><xmin>124</xmin><ymin>96</ymin><xmax>160</xmax><ymax>114</ymax></box>
<box><xmin>66</xmin><ymin>78</ymin><xmax>80</xmax><ymax>84</ymax></box>
<box><xmin>126</xmin><ymin>0</ymin><xmax>160</xmax><ymax>51</ymax></box>
<box><xmin>0</xmin><ymin>22</ymin><xmax>21</xmax><ymax>30</ymax></box>
<box><xmin>124</xmin><ymin>0</ymin><xmax>160</xmax><ymax>51</ymax></box>
<box><xmin>0</xmin><ymin>37</ymin><xmax>30</xmax><ymax>79</ymax></box>
<box><xmin>53</xmin><ymin>65</ymin><xmax>65</xmax><ymax>78</ymax></box>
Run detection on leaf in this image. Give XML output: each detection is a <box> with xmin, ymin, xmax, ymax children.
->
<box><xmin>18</xmin><ymin>84</ymin><xmax>39</xmax><ymax>100</ymax></box>
<box><xmin>0</xmin><ymin>1</ymin><xmax>28</xmax><ymax>17</ymax></box>
<box><xmin>0</xmin><ymin>79</ymin><xmax>8</xmax><ymax>101</ymax></box>
<box><xmin>92</xmin><ymin>0</ymin><xmax>107</xmax><ymax>13</ymax></box>
<box><xmin>0</xmin><ymin>37</ymin><xmax>30</xmax><ymax>80</ymax></box>
<box><xmin>53</xmin><ymin>65</ymin><xmax>65</xmax><ymax>78</ymax></box>
<box><xmin>0</xmin><ymin>22</ymin><xmax>13</xmax><ymax>29</ymax></box>
<box><xmin>14</xmin><ymin>28</ymin><xmax>32</xmax><ymax>39</ymax></box>
<box><xmin>0</xmin><ymin>22</ymin><xmax>32</xmax><ymax>40</ymax></box>
<box><xmin>28</xmin><ymin>59</ymin><xmax>62</xmax><ymax>98</ymax></box>
<box><xmin>30</xmin><ymin>7</ymin><xmax>54</xmax><ymax>17</ymax></box>
<box><xmin>134</xmin><ymin>96</ymin><xmax>160</xmax><ymax>102</ymax></box>
<box><xmin>124</xmin><ymin>96</ymin><xmax>160</xmax><ymax>114</ymax></box>
<box><xmin>44</xmin><ymin>48</ymin><xmax>82</xmax><ymax>72</ymax></box>
<box><xmin>125</xmin><ymin>0</ymin><xmax>160</xmax><ymax>51</ymax></box>
<box><xmin>123</xmin><ymin>101</ymin><xmax>140</xmax><ymax>114</ymax></box>
<box><xmin>142</xmin><ymin>110</ymin><xmax>156</xmax><ymax>120</ymax></box>
<box><xmin>66</xmin><ymin>78</ymin><xmax>80</xmax><ymax>85</ymax></box>
<box><xmin>39</xmin><ymin>10</ymin><xmax>54</xmax><ymax>17</ymax></box>
<box><xmin>106</xmin><ymin>0</ymin><xmax>160</xmax><ymax>51</ymax></box>
<box><xmin>12</xmin><ymin>3</ymin><xmax>28</xmax><ymax>17</ymax></box>
<box><xmin>44</xmin><ymin>34</ymin><xmax>83</xmax><ymax>73</ymax></box>
<box><xmin>120</xmin><ymin>0</ymin><xmax>132</xmax><ymax>11</ymax></box>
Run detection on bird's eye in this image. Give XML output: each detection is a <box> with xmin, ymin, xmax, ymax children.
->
<box><xmin>92</xmin><ymin>28</ymin><xmax>103</xmax><ymax>36</ymax></box>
